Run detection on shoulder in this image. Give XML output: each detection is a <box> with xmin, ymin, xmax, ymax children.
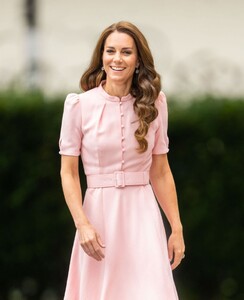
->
<box><xmin>78</xmin><ymin>86</ymin><xmax>100</xmax><ymax>102</ymax></box>
<box><xmin>156</xmin><ymin>91</ymin><xmax>167</xmax><ymax>105</ymax></box>
<box><xmin>64</xmin><ymin>87</ymin><xmax>100</xmax><ymax>111</ymax></box>
<box><xmin>154</xmin><ymin>91</ymin><xmax>168</xmax><ymax>114</ymax></box>
<box><xmin>65</xmin><ymin>87</ymin><xmax>99</xmax><ymax>102</ymax></box>
<box><xmin>64</xmin><ymin>93</ymin><xmax>80</xmax><ymax>107</ymax></box>
<box><xmin>80</xmin><ymin>86</ymin><xmax>97</xmax><ymax>95</ymax></box>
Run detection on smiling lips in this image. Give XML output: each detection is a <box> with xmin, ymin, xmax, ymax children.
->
<box><xmin>110</xmin><ymin>66</ymin><xmax>126</xmax><ymax>71</ymax></box>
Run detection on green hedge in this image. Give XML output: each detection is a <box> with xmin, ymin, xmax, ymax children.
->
<box><xmin>0</xmin><ymin>92</ymin><xmax>243</xmax><ymax>300</ymax></box>
<box><xmin>167</xmin><ymin>98</ymin><xmax>244</xmax><ymax>300</ymax></box>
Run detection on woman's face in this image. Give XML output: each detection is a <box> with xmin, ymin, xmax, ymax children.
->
<box><xmin>102</xmin><ymin>31</ymin><xmax>139</xmax><ymax>88</ymax></box>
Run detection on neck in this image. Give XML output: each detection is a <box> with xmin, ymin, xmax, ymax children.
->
<box><xmin>103</xmin><ymin>80</ymin><xmax>132</xmax><ymax>98</ymax></box>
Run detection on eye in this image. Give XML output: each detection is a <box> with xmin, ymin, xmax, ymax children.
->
<box><xmin>123</xmin><ymin>50</ymin><xmax>132</xmax><ymax>55</ymax></box>
<box><xmin>106</xmin><ymin>49</ymin><xmax>115</xmax><ymax>54</ymax></box>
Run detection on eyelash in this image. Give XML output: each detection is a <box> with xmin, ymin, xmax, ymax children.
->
<box><xmin>106</xmin><ymin>50</ymin><xmax>132</xmax><ymax>55</ymax></box>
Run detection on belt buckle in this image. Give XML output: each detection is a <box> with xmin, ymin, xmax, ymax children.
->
<box><xmin>114</xmin><ymin>171</ymin><xmax>125</xmax><ymax>188</ymax></box>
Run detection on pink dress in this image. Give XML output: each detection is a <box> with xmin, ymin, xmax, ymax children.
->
<box><xmin>59</xmin><ymin>83</ymin><xmax>179</xmax><ymax>300</ymax></box>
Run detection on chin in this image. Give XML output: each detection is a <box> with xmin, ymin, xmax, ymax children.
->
<box><xmin>107</xmin><ymin>75</ymin><xmax>133</xmax><ymax>84</ymax></box>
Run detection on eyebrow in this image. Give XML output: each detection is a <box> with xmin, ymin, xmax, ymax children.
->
<box><xmin>105</xmin><ymin>46</ymin><xmax>134</xmax><ymax>50</ymax></box>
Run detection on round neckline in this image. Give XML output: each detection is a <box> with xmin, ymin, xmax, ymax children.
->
<box><xmin>98</xmin><ymin>81</ymin><xmax>134</xmax><ymax>102</ymax></box>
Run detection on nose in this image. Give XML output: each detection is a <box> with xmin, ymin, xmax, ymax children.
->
<box><xmin>113</xmin><ymin>51</ymin><xmax>122</xmax><ymax>63</ymax></box>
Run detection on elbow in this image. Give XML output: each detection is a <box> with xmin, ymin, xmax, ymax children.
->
<box><xmin>60</xmin><ymin>166</ymin><xmax>70</xmax><ymax>181</ymax></box>
<box><xmin>60</xmin><ymin>167</ymin><xmax>79</xmax><ymax>182</ymax></box>
<box><xmin>60</xmin><ymin>168</ymin><xmax>64</xmax><ymax>179</ymax></box>
<box><xmin>60</xmin><ymin>168</ymin><xmax>71</xmax><ymax>180</ymax></box>
<box><xmin>60</xmin><ymin>168</ymin><xmax>67</xmax><ymax>183</ymax></box>
<box><xmin>149</xmin><ymin>168</ymin><xmax>164</xmax><ymax>181</ymax></box>
<box><xmin>150</xmin><ymin>168</ymin><xmax>172</xmax><ymax>186</ymax></box>
<box><xmin>149</xmin><ymin>171</ymin><xmax>162</xmax><ymax>187</ymax></box>
<box><xmin>60</xmin><ymin>165</ymin><xmax>67</xmax><ymax>179</ymax></box>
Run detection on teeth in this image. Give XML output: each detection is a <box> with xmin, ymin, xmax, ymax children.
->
<box><xmin>111</xmin><ymin>67</ymin><xmax>125</xmax><ymax>71</ymax></box>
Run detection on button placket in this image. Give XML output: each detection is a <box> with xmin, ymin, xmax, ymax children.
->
<box><xmin>119</xmin><ymin>100</ymin><xmax>125</xmax><ymax>170</ymax></box>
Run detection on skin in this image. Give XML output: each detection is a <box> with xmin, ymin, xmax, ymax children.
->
<box><xmin>102</xmin><ymin>31</ymin><xmax>139</xmax><ymax>97</ymax></box>
<box><xmin>60</xmin><ymin>155</ymin><xmax>105</xmax><ymax>261</ymax></box>
<box><xmin>60</xmin><ymin>31</ymin><xmax>185</xmax><ymax>268</ymax></box>
<box><xmin>150</xmin><ymin>154</ymin><xmax>185</xmax><ymax>269</ymax></box>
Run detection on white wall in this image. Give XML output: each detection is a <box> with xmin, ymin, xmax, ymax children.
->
<box><xmin>0</xmin><ymin>0</ymin><xmax>26</xmax><ymax>87</ymax></box>
<box><xmin>1</xmin><ymin>0</ymin><xmax>244</xmax><ymax>98</ymax></box>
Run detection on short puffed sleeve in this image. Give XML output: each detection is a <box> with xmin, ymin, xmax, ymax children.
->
<box><xmin>59</xmin><ymin>93</ymin><xmax>82</xmax><ymax>156</ymax></box>
<box><xmin>152</xmin><ymin>91</ymin><xmax>169</xmax><ymax>154</ymax></box>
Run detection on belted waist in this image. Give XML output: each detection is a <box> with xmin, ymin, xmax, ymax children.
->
<box><xmin>86</xmin><ymin>171</ymin><xmax>149</xmax><ymax>188</ymax></box>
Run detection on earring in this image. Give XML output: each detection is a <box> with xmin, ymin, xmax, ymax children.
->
<box><xmin>135</xmin><ymin>68</ymin><xmax>139</xmax><ymax>74</ymax></box>
<box><xmin>101</xmin><ymin>66</ymin><xmax>104</xmax><ymax>71</ymax></box>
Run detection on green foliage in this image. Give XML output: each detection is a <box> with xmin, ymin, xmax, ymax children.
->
<box><xmin>0</xmin><ymin>92</ymin><xmax>73</xmax><ymax>299</ymax></box>
<box><xmin>0</xmin><ymin>92</ymin><xmax>243</xmax><ymax>299</ymax></box>
<box><xmin>168</xmin><ymin>97</ymin><xmax>244</xmax><ymax>300</ymax></box>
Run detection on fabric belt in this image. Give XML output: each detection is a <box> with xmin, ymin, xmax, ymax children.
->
<box><xmin>86</xmin><ymin>171</ymin><xmax>149</xmax><ymax>188</ymax></box>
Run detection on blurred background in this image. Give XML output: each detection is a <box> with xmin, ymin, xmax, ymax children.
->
<box><xmin>0</xmin><ymin>0</ymin><xmax>243</xmax><ymax>299</ymax></box>
<box><xmin>1</xmin><ymin>0</ymin><xmax>244</xmax><ymax>97</ymax></box>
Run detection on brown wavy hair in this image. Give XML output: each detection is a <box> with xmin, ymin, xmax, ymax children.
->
<box><xmin>80</xmin><ymin>21</ymin><xmax>161</xmax><ymax>153</ymax></box>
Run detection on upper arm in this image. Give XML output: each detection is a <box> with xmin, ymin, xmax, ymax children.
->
<box><xmin>152</xmin><ymin>92</ymin><xmax>169</xmax><ymax>155</ymax></box>
<box><xmin>59</xmin><ymin>93</ymin><xmax>83</xmax><ymax>156</ymax></box>
<box><xmin>60</xmin><ymin>155</ymin><xmax>80</xmax><ymax>178</ymax></box>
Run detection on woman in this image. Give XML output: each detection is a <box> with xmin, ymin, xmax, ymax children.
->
<box><xmin>59</xmin><ymin>21</ymin><xmax>185</xmax><ymax>300</ymax></box>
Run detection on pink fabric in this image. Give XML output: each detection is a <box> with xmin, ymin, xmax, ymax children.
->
<box><xmin>59</xmin><ymin>83</ymin><xmax>178</xmax><ymax>299</ymax></box>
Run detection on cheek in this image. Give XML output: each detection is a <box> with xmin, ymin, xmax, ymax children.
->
<box><xmin>128</xmin><ymin>57</ymin><xmax>137</xmax><ymax>69</ymax></box>
<box><xmin>127</xmin><ymin>62</ymin><xmax>137</xmax><ymax>74</ymax></box>
<box><xmin>102</xmin><ymin>53</ymin><xmax>109</xmax><ymax>65</ymax></box>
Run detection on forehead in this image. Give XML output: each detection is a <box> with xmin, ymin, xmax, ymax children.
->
<box><xmin>104</xmin><ymin>31</ymin><xmax>136</xmax><ymax>48</ymax></box>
